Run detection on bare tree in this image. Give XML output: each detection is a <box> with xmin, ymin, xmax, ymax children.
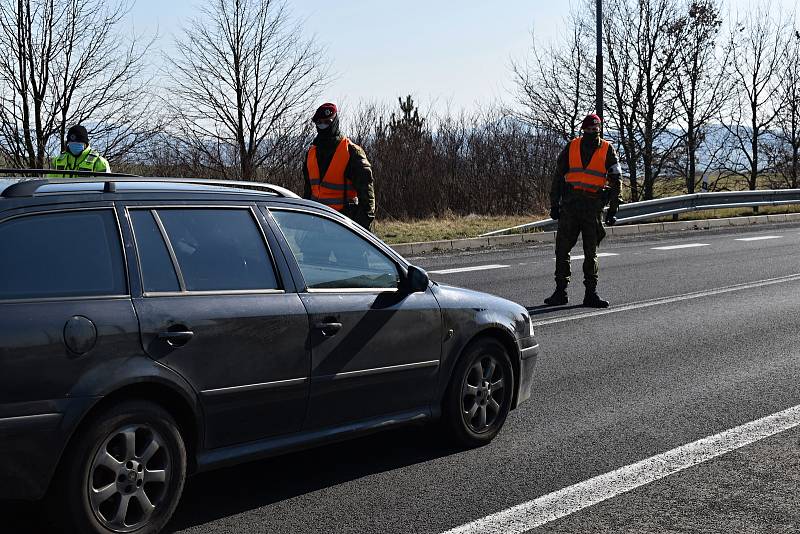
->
<box><xmin>604</xmin><ymin>0</ymin><xmax>688</xmax><ymax>201</ymax></box>
<box><xmin>510</xmin><ymin>10</ymin><xmax>594</xmax><ymax>142</ymax></box>
<box><xmin>721</xmin><ymin>2</ymin><xmax>789</xmax><ymax>190</ymax></box>
<box><xmin>672</xmin><ymin>0</ymin><xmax>730</xmax><ymax>193</ymax></box>
<box><xmin>603</xmin><ymin>0</ymin><xmax>646</xmax><ymax>200</ymax></box>
<box><xmin>0</xmin><ymin>0</ymin><xmax>157</xmax><ymax>169</ymax></box>
<box><xmin>165</xmin><ymin>0</ymin><xmax>327</xmax><ymax>181</ymax></box>
<box><xmin>771</xmin><ymin>27</ymin><xmax>800</xmax><ymax>188</ymax></box>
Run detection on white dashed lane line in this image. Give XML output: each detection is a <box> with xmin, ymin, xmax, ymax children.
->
<box><xmin>428</xmin><ymin>235</ymin><xmax>787</xmax><ymax>275</ymax></box>
<box><xmin>427</xmin><ymin>264</ymin><xmax>509</xmax><ymax>275</ymax></box>
<box><xmin>441</xmin><ymin>403</ymin><xmax>800</xmax><ymax>534</ymax></box>
<box><xmin>735</xmin><ymin>235</ymin><xmax>783</xmax><ymax>241</ymax></box>
<box><xmin>532</xmin><ymin>273</ymin><xmax>800</xmax><ymax>326</ymax></box>
<box><xmin>651</xmin><ymin>243</ymin><xmax>710</xmax><ymax>250</ymax></box>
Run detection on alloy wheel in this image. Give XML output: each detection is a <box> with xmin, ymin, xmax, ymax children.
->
<box><xmin>87</xmin><ymin>424</ymin><xmax>171</xmax><ymax>533</ymax></box>
<box><xmin>461</xmin><ymin>354</ymin><xmax>507</xmax><ymax>433</ymax></box>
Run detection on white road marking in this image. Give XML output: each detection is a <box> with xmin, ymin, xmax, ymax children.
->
<box><xmin>427</xmin><ymin>264</ymin><xmax>509</xmax><ymax>275</ymax></box>
<box><xmin>533</xmin><ymin>273</ymin><xmax>800</xmax><ymax>327</ymax></box>
<box><xmin>651</xmin><ymin>243</ymin><xmax>709</xmax><ymax>250</ymax></box>
<box><xmin>442</xmin><ymin>403</ymin><xmax>800</xmax><ymax>534</ymax></box>
<box><xmin>568</xmin><ymin>253</ymin><xmax>619</xmax><ymax>260</ymax></box>
<box><xmin>735</xmin><ymin>235</ymin><xmax>783</xmax><ymax>242</ymax></box>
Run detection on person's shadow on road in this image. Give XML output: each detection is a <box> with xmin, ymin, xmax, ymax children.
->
<box><xmin>526</xmin><ymin>304</ymin><xmax>586</xmax><ymax>316</ymax></box>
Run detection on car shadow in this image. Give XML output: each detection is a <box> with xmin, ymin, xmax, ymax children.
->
<box><xmin>167</xmin><ymin>424</ymin><xmax>458</xmax><ymax>531</ymax></box>
<box><xmin>1</xmin><ymin>424</ymin><xmax>461</xmax><ymax>533</ymax></box>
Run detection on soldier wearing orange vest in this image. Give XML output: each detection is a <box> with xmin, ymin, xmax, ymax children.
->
<box><xmin>303</xmin><ymin>103</ymin><xmax>376</xmax><ymax>230</ymax></box>
<box><xmin>544</xmin><ymin>113</ymin><xmax>622</xmax><ymax>308</ymax></box>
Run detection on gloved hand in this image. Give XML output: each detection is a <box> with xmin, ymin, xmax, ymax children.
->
<box><xmin>549</xmin><ymin>205</ymin><xmax>560</xmax><ymax>220</ymax></box>
<box><xmin>360</xmin><ymin>214</ymin><xmax>375</xmax><ymax>231</ymax></box>
<box><xmin>355</xmin><ymin>206</ymin><xmax>374</xmax><ymax>231</ymax></box>
<box><xmin>604</xmin><ymin>211</ymin><xmax>617</xmax><ymax>226</ymax></box>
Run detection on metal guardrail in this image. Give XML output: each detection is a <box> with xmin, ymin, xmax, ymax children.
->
<box><xmin>480</xmin><ymin>189</ymin><xmax>800</xmax><ymax>237</ymax></box>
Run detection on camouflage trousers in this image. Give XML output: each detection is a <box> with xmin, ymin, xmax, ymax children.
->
<box><xmin>554</xmin><ymin>200</ymin><xmax>606</xmax><ymax>291</ymax></box>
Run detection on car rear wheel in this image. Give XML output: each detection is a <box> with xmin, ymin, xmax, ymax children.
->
<box><xmin>51</xmin><ymin>400</ymin><xmax>187</xmax><ymax>534</ymax></box>
<box><xmin>443</xmin><ymin>337</ymin><xmax>514</xmax><ymax>448</ymax></box>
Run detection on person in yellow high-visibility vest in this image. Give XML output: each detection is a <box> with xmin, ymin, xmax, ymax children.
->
<box><xmin>544</xmin><ymin>114</ymin><xmax>622</xmax><ymax>309</ymax></box>
<box><xmin>303</xmin><ymin>103</ymin><xmax>375</xmax><ymax>230</ymax></box>
<box><xmin>47</xmin><ymin>125</ymin><xmax>110</xmax><ymax>178</ymax></box>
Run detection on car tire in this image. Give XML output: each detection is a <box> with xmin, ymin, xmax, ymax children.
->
<box><xmin>442</xmin><ymin>337</ymin><xmax>514</xmax><ymax>448</ymax></box>
<box><xmin>50</xmin><ymin>400</ymin><xmax>187</xmax><ymax>534</ymax></box>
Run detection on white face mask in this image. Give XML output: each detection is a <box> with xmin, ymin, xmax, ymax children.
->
<box><xmin>315</xmin><ymin>122</ymin><xmax>330</xmax><ymax>131</ymax></box>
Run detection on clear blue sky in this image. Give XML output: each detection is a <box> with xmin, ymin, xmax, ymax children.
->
<box><xmin>129</xmin><ymin>0</ymin><xmax>797</xmax><ymax>113</ymax></box>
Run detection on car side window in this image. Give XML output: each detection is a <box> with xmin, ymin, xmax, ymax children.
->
<box><xmin>0</xmin><ymin>210</ymin><xmax>127</xmax><ymax>300</ymax></box>
<box><xmin>153</xmin><ymin>208</ymin><xmax>279</xmax><ymax>292</ymax></box>
<box><xmin>129</xmin><ymin>210</ymin><xmax>181</xmax><ymax>293</ymax></box>
<box><xmin>271</xmin><ymin>210</ymin><xmax>399</xmax><ymax>290</ymax></box>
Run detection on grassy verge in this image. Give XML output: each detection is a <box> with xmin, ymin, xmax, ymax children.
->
<box><xmin>373</xmin><ymin>214</ymin><xmax>542</xmax><ymax>244</ymax></box>
<box><xmin>372</xmin><ymin>205</ymin><xmax>800</xmax><ymax>245</ymax></box>
<box><xmin>635</xmin><ymin>175</ymin><xmax>790</xmax><ymax>201</ymax></box>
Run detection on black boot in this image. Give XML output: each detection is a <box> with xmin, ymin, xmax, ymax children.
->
<box><xmin>544</xmin><ymin>288</ymin><xmax>568</xmax><ymax>306</ymax></box>
<box><xmin>583</xmin><ymin>290</ymin><xmax>609</xmax><ymax>308</ymax></box>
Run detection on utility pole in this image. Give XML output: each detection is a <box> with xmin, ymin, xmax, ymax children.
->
<box><xmin>596</xmin><ymin>0</ymin><xmax>603</xmax><ymax>121</ymax></box>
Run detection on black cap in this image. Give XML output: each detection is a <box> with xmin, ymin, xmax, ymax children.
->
<box><xmin>67</xmin><ymin>125</ymin><xmax>89</xmax><ymax>144</ymax></box>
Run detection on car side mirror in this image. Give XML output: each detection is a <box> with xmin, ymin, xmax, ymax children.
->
<box><xmin>405</xmin><ymin>265</ymin><xmax>430</xmax><ymax>293</ymax></box>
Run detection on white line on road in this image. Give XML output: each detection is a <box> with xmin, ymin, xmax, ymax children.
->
<box><xmin>735</xmin><ymin>235</ymin><xmax>783</xmax><ymax>241</ymax></box>
<box><xmin>532</xmin><ymin>273</ymin><xmax>800</xmax><ymax>327</ymax></box>
<box><xmin>568</xmin><ymin>253</ymin><xmax>619</xmax><ymax>260</ymax></box>
<box><xmin>651</xmin><ymin>243</ymin><xmax>710</xmax><ymax>250</ymax></box>
<box><xmin>427</xmin><ymin>264</ymin><xmax>509</xmax><ymax>275</ymax></box>
<box><xmin>442</xmin><ymin>403</ymin><xmax>800</xmax><ymax>534</ymax></box>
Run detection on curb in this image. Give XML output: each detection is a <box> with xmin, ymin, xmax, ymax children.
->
<box><xmin>389</xmin><ymin>212</ymin><xmax>800</xmax><ymax>257</ymax></box>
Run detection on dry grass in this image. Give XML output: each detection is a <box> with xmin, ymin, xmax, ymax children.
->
<box><xmin>373</xmin><ymin>205</ymin><xmax>800</xmax><ymax>245</ymax></box>
<box><xmin>373</xmin><ymin>214</ymin><xmax>542</xmax><ymax>244</ymax></box>
<box><xmin>635</xmin><ymin>175</ymin><xmax>788</xmax><ymax>201</ymax></box>
<box><xmin>372</xmin><ymin>179</ymin><xmax>800</xmax><ymax>245</ymax></box>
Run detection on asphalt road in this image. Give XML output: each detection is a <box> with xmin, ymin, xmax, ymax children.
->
<box><xmin>5</xmin><ymin>222</ymin><xmax>800</xmax><ymax>533</ymax></box>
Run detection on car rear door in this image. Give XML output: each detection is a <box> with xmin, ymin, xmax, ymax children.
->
<box><xmin>265</xmin><ymin>207</ymin><xmax>443</xmax><ymax>430</ymax></box>
<box><xmin>0</xmin><ymin>205</ymin><xmax>141</xmax><ymax>406</ymax></box>
<box><xmin>0</xmin><ymin>204</ymin><xmax>143</xmax><ymax>499</ymax></box>
<box><xmin>124</xmin><ymin>203</ymin><xmax>310</xmax><ymax>449</ymax></box>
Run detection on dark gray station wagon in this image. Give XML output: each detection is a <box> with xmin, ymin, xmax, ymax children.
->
<box><xmin>0</xmin><ymin>177</ymin><xmax>539</xmax><ymax>534</ymax></box>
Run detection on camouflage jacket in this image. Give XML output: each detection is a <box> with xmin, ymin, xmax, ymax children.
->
<box><xmin>550</xmin><ymin>136</ymin><xmax>622</xmax><ymax>212</ymax></box>
<box><xmin>302</xmin><ymin>134</ymin><xmax>376</xmax><ymax>217</ymax></box>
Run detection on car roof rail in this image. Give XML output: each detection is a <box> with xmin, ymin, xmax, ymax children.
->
<box><xmin>0</xmin><ymin>168</ymin><xmax>140</xmax><ymax>178</ymax></box>
<box><xmin>0</xmin><ymin>174</ymin><xmax>300</xmax><ymax>199</ymax></box>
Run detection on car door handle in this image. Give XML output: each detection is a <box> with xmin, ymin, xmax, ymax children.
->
<box><xmin>314</xmin><ymin>322</ymin><xmax>342</xmax><ymax>337</ymax></box>
<box><xmin>158</xmin><ymin>330</ymin><xmax>194</xmax><ymax>347</ymax></box>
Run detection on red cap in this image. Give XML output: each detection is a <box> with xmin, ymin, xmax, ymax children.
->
<box><xmin>312</xmin><ymin>103</ymin><xmax>338</xmax><ymax>123</ymax></box>
<box><xmin>581</xmin><ymin>114</ymin><xmax>602</xmax><ymax>131</ymax></box>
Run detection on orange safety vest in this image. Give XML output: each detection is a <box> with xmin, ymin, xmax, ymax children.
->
<box><xmin>564</xmin><ymin>137</ymin><xmax>610</xmax><ymax>193</ymax></box>
<box><xmin>307</xmin><ymin>138</ymin><xmax>357</xmax><ymax>211</ymax></box>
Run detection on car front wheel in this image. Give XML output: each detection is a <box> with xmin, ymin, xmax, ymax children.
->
<box><xmin>51</xmin><ymin>400</ymin><xmax>187</xmax><ymax>534</ymax></box>
<box><xmin>443</xmin><ymin>337</ymin><xmax>514</xmax><ymax>448</ymax></box>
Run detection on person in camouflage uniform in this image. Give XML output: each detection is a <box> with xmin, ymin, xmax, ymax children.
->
<box><xmin>303</xmin><ymin>103</ymin><xmax>376</xmax><ymax>230</ymax></box>
<box><xmin>544</xmin><ymin>113</ymin><xmax>622</xmax><ymax>308</ymax></box>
